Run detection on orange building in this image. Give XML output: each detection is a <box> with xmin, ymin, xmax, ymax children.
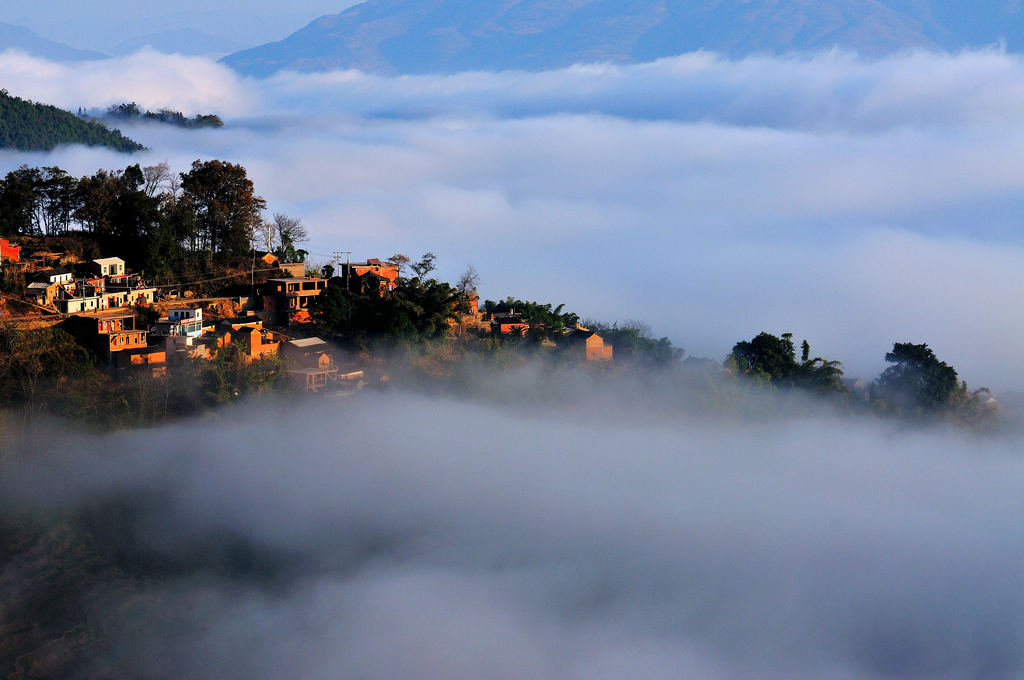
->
<box><xmin>0</xmin><ymin>239</ymin><xmax>21</xmax><ymax>262</ymax></box>
<box><xmin>65</xmin><ymin>311</ymin><xmax>149</xmax><ymax>360</ymax></box>
<box><xmin>217</xmin><ymin>317</ymin><xmax>281</xmax><ymax>360</ymax></box>
<box><xmin>562</xmin><ymin>327</ymin><xmax>614</xmax><ymax>362</ymax></box>
<box><xmin>262</xmin><ymin>277</ymin><xmax>326</xmax><ymax>325</ymax></box>
<box><xmin>340</xmin><ymin>258</ymin><xmax>399</xmax><ymax>298</ymax></box>
<box><xmin>491</xmin><ymin>314</ymin><xmax>530</xmax><ymax>335</ymax></box>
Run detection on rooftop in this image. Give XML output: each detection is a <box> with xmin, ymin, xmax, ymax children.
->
<box><xmin>74</xmin><ymin>309</ymin><xmax>136</xmax><ymax>320</ymax></box>
<box><xmin>93</xmin><ymin>257</ymin><xmax>125</xmax><ymax>265</ymax></box>
<box><xmin>288</xmin><ymin>337</ymin><xmax>328</xmax><ymax>348</ymax></box>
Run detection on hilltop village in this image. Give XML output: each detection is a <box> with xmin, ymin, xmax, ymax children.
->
<box><xmin>0</xmin><ymin>160</ymin><xmax>998</xmax><ymax>430</ymax></box>
<box><xmin>0</xmin><ymin>239</ymin><xmax>619</xmax><ymax>397</ymax></box>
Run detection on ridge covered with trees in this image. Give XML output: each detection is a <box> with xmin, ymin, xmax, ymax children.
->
<box><xmin>0</xmin><ymin>90</ymin><xmax>144</xmax><ymax>152</ymax></box>
<box><xmin>94</xmin><ymin>102</ymin><xmax>224</xmax><ymax>129</ymax></box>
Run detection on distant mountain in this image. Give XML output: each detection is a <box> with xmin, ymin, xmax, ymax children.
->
<box><xmin>0</xmin><ymin>22</ymin><xmax>108</xmax><ymax>62</ymax></box>
<box><xmin>221</xmin><ymin>0</ymin><xmax>1024</xmax><ymax>77</ymax></box>
<box><xmin>0</xmin><ymin>90</ymin><xmax>144</xmax><ymax>152</ymax></box>
<box><xmin>111</xmin><ymin>28</ymin><xmax>245</xmax><ymax>57</ymax></box>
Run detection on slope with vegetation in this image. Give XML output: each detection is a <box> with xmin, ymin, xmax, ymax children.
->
<box><xmin>0</xmin><ymin>90</ymin><xmax>144</xmax><ymax>152</ymax></box>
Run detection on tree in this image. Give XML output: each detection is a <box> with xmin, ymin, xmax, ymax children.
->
<box><xmin>273</xmin><ymin>213</ymin><xmax>308</xmax><ymax>262</ymax></box>
<box><xmin>873</xmin><ymin>342</ymin><xmax>959</xmax><ymax>414</ymax></box>
<box><xmin>386</xmin><ymin>253</ymin><xmax>411</xmax><ymax>278</ymax></box>
<box><xmin>410</xmin><ymin>252</ymin><xmax>437</xmax><ymax>278</ymax></box>
<box><xmin>591</xmin><ymin>320</ymin><xmax>682</xmax><ymax>365</ymax></box>
<box><xmin>180</xmin><ymin>159</ymin><xmax>266</xmax><ymax>261</ymax></box>
<box><xmin>0</xmin><ymin>166</ymin><xmax>40</xmax><ymax>236</ymax></box>
<box><xmin>309</xmin><ymin>284</ymin><xmax>350</xmax><ymax>335</ymax></box>
<box><xmin>142</xmin><ymin>161</ymin><xmax>171</xmax><ymax>197</ymax></box>
<box><xmin>729</xmin><ymin>332</ymin><xmax>798</xmax><ymax>383</ymax></box>
<box><xmin>728</xmin><ymin>331</ymin><xmax>846</xmax><ymax>396</ymax></box>
<box><xmin>456</xmin><ymin>264</ymin><xmax>480</xmax><ymax>295</ymax></box>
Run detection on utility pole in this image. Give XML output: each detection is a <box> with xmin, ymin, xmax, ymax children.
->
<box><xmin>334</xmin><ymin>251</ymin><xmax>351</xmax><ymax>289</ymax></box>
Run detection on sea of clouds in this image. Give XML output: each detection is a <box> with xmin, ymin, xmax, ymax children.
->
<box><xmin>5</xmin><ymin>389</ymin><xmax>1024</xmax><ymax>679</ymax></box>
<box><xmin>1</xmin><ymin>48</ymin><xmax>1023</xmax><ymax>387</ymax></box>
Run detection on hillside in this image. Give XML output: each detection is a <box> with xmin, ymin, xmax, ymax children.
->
<box><xmin>0</xmin><ymin>22</ymin><xmax>108</xmax><ymax>62</ymax></box>
<box><xmin>220</xmin><ymin>0</ymin><xmax>1024</xmax><ymax>77</ymax></box>
<box><xmin>0</xmin><ymin>90</ymin><xmax>144</xmax><ymax>152</ymax></box>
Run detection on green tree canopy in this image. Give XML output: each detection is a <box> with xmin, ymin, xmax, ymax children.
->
<box><xmin>873</xmin><ymin>342</ymin><xmax>959</xmax><ymax>414</ymax></box>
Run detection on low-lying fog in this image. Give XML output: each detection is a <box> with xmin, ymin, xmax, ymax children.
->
<box><xmin>3</xmin><ymin>49</ymin><xmax>1024</xmax><ymax>387</ymax></box>
<box><xmin>5</xmin><ymin>384</ymin><xmax>1024</xmax><ymax>679</ymax></box>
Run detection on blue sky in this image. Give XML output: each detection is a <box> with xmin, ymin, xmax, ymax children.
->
<box><xmin>4</xmin><ymin>1</ymin><xmax>361</xmax><ymax>51</ymax></box>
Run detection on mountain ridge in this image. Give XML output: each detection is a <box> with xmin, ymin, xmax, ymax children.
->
<box><xmin>220</xmin><ymin>0</ymin><xmax>1024</xmax><ymax>77</ymax></box>
<box><xmin>0</xmin><ymin>22</ymin><xmax>108</xmax><ymax>62</ymax></box>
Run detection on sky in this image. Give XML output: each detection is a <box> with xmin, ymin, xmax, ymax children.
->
<box><xmin>3</xmin><ymin>1</ymin><xmax>361</xmax><ymax>51</ymax></box>
<box><xmin>2</xmin><ymin>48</ymin><xmax>1023</xmax><ymax>388</ymax></box>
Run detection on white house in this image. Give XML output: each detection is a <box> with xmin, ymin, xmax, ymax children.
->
<box><xmin>150</xmin><ymin>307</ymin><xmax>205</xmax><ymax>338</ymax></box>
<box><xmin>91</xmin><ymin>257</ymin><xmax>126</xmax><ymax>277</ymax></box>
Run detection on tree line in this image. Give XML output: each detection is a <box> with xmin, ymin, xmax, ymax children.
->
<box><xmin>0</xmin><ymin>160</ymin><xmax>295</xmax><ymax>278</ymax></box>
<box><xmin>95</xmin><ymin>102</ymin><xmax>224</xmax><ymax>129</ymax></box>
<box><xmin>726</xmin><ymin>331</ymin><xmax>993</xmax><ymax>423</ymax></box>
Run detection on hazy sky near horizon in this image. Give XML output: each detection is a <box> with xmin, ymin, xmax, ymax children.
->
<box><xmin>2</xmin><ymin>48</ymin><xmax>1024</xmax><ymax>388</ymax></box>
<box><xmin>4</xmin><ymin>1</ymin><xmax>361</xmax><ymax>51</ymax></box>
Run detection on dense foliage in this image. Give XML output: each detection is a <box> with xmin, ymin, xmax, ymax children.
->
<box><xmin>0</xmin><ymin>90</ymin><xmax>144</xmax><ymax>152</ymax></box>
<box><xmin>0</xmin><ymin>160</ymin><xmax>267</xmax><ymax>276</ymax></box>
<box><xmin>312</xmin><ymin>253</ymin><xmax>468</xmax><ymax>346</ymax></box>
<box><xmin>99</xmin><ymin>102</ymin><xmax>224</xmax><ymax>129</ymax></box>
<box><xmin>728</xmin><ymin>332</ymin><xmax>846</xmax><ymax>396</ymax></box>
<box><xmin>482</xmin><ymin>297</ymin><xmax>579</xmax><ymax>337</ymax></box>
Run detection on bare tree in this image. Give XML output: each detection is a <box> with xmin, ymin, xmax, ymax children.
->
<box><xmin>167</xmin><ymin>172</ymin><xmax>181</xmax><ymax>203</ymax></box>
<box><xmin>386</xmin><ymin>253</ymin><xmax>411</xmax><ymax>277</ymax></box>
<box><xmin>143</xmin><ymin>161</ymin><xmax>171</xmax><ymax>198</ymax></box>
<box><xmin>274</xmin><ymin>213</ymin><xmax>308</xmax><ymax>244</ymax></box>
<box><xmin>273</xmin><ymin>213</ymin><xmax>308</xmax><ymax>262</ymax></box>
<box><xmin>456</xmin><ymin>263</ymin><xmax>480</xmax><ymax>295</ymax></box>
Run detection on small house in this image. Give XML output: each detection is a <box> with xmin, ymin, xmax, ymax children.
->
<box><xmin>281</xmin><ymin>337</ymin><xmax>338</xmax><ymax>391</ymax></box>
<box><xmin>561</xmin><ymin>326</ymin><xmax>613</xmax><ymax>362</ymax></box>
<box><xmin>90</xmin><ymin>257</ymin><xmax>126</xmax><ymax>277</ymax></box>
<box><xmin>64</xmin><ymin>311</ymin><xmax>148</xmax><ymax>359</ymax></box>
<box><xmin>262</xmin><ymin>277</ymin><xmax>326</xmax><ymax>325</ymax></box>
<box><xmin>150</xmin><ymin>307</ymin><xmax>205</xmax><ymax>338</ymax></box>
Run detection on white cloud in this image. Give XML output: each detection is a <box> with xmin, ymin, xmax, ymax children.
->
<box><xmin>3</xmin><ymin>49</ymin><xmax>1024</xmax><ymax>386</ymax></box>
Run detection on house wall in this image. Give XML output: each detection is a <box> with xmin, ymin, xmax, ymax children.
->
<box><xmin>585</xmin><ymin>335</ymin><xmax>613</xmax><ymax>361</ymax></box>
<box><xmin>0</xmin><ymin>239</ymin><xmax>20</xmax><ymax>262</ymax></box>
<box><xmin>59</xmin><ymin>297</ymin><xmax>101</xmax><ymax>314</ymax></box>
<box><xmin>108</xmin><ymin>331</ymin><xmax>148</xmax><ymax>352</ymax></box>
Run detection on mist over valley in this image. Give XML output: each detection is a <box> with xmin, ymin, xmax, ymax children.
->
<box><xmin>3</xmin><ymin>3</ymin><xmax>1024</xmax><ymax>676</ymax></box>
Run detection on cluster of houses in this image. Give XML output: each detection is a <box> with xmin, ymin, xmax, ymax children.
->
<box><xmin>1</xmin><ymin>247</ymin><xmax>365</xmax><ymax>392</ymax></box>
<box><xmin>3</xmin><ymin>244</ymin><xmax>612</xmax><ymax>391</ymax></box>
<box><xmin>485</xmin><ymin>309</ymin><xmax>613</xmax><ymax>362</ymax></box>
<box><xmin>26</xmin><ymin>257</ymin><xmax>158</xmax><ymax>313</ymax></box>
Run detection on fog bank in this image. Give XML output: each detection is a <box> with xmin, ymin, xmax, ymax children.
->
<box><xmin>5</xmin><ymin>388</ymin><xmax>1024</xmax><ymax>679</ymax></box>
